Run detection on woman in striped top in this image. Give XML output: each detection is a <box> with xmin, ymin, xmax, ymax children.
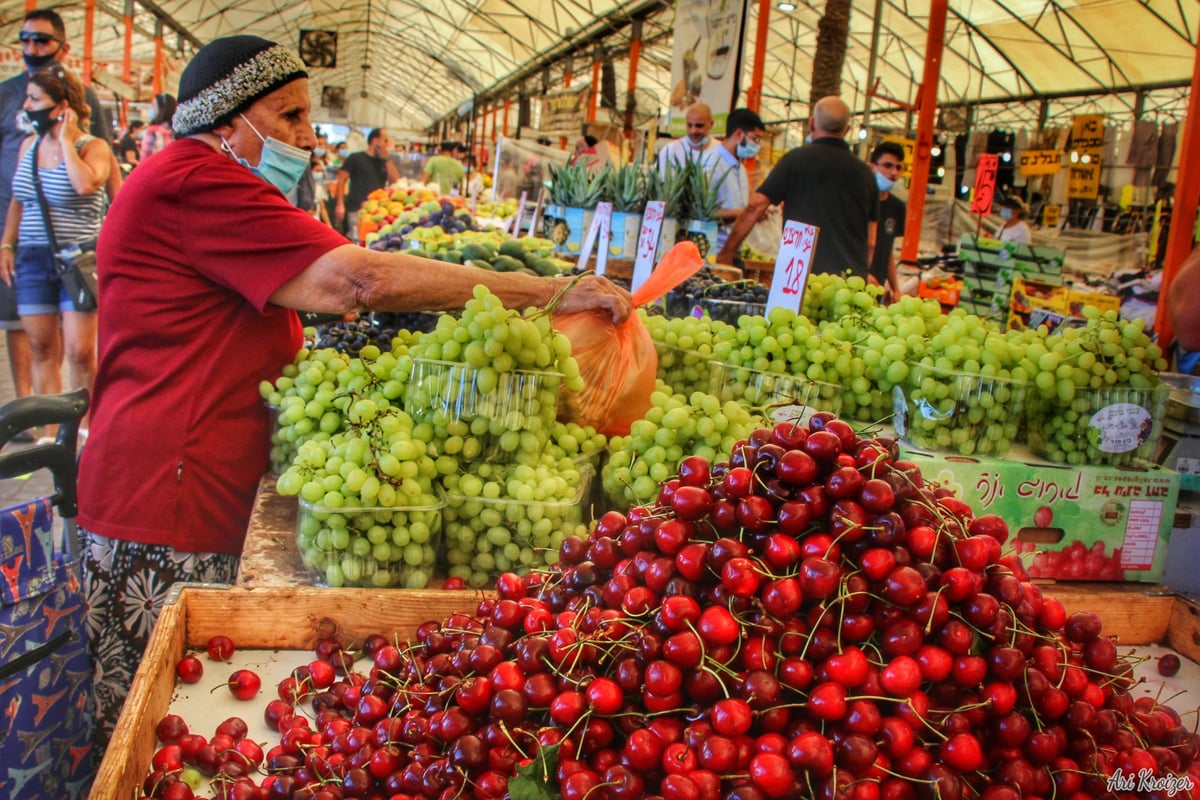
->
<box><xmin>0</xmin><ymin>65</ymin><xmax>109</xmax><ymax>440</ymax></box>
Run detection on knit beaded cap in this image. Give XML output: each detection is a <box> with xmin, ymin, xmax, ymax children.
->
<box><xmin>173</xmin><ymin>35</ymin><xmax>307</xmax><ymax>136</ymax></box>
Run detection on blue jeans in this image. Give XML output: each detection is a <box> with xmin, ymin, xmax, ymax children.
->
<box><xmin>15</xmin><ymin>244</ymin><xmax>79</xmax><ymax>315</ymax></box>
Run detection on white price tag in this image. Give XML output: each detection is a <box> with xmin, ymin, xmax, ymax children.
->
<box><xmin>577</xmin><ymin>202</ymin><xmax>613</xmax><ymax>275</ymax></box>
<box><xmin>527</xmin><ymin>188</ymin><xmax>545</xmax><ymax>238</ymax></box>
<box><xmin>765</xmin><ymin>221</ymin><xmax>819</xmax><ymax>314</ymax></box>
<box><xmin>510</xmin><ymin>190</ymin><xmax>528</xmax><ymax>235</ymax></box>
<box><xmin>631</xmin><ymin>201</ymin><xmax>666</xmax><ymax>293</ymax></box>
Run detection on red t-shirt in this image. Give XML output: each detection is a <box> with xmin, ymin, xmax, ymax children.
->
<box><xmin>78</xmin><ymin>138</ymin><xmax>348</xmax><ymax>554</ymax></box>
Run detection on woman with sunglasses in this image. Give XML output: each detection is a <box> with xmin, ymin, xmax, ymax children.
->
<box><xmin>0</xmin><ymin>66</ymin><xmax>109</xmax><ymax>441</ymax></box>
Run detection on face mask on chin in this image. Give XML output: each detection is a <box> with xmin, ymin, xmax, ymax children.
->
<box><xmin>875</xmin><ymin>171</ymin><xmax>896</xmax><ymax>193</ymax></box>
<box><xmin>736</xmin><ymin>135</ymin><xmax>761</xmax><ymax>160</ymax></box>
<box><xmin>22</xmin><ymin>51</ymin><xmax>56</xmax><ymax>72</ymax></box>
<box><xmin>222</xmin><ymin>114</ymin><xmax>310</xmax><ymax>195</ymax></box>
<box><xmin>999</xmin><ymin>207</ymin><xmax>1013</xmax><ymax>220</ymax></box>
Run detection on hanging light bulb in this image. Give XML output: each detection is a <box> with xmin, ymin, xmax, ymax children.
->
<box><xmin>777</xmin><ymin>1</ymin><xmax>797</xmax><ymax>10</ymax></box>
<box><xmin>931</xmin><ymin>144</ymin><xmax>942</xmax><ymax>157</ymax></box>
<box><xmin>858</xmin><ymin>127</ymin><xmax>868</xmax><ymax>140</ymax></box>
<box><xmin>936</xmin><ymin>166</ymin><xmax>946</xmax><ymax>177</ymax></box>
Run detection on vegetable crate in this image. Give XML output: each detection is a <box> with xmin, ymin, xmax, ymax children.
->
<box><xmin>90</xmin><ymin>586</ymin><xmax>480</xmax><ymax>800</ymax></box>
<box><xmin>90</xmin><ymin>584</ymin><xmax>1200</xmax><ymax>800</ymax></box>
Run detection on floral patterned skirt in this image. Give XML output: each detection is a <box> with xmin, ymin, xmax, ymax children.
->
<box><xmin>80</xmin><ymin>528</ymin><xmax>239</xmax><ymax>754</ymax></box>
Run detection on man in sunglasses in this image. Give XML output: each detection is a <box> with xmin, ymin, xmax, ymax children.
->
<box><xmin>0</xmin><ymin>10</ymin><xmax>117</xmax><ymax>415</ymax></box>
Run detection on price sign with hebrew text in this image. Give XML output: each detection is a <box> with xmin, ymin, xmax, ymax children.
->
<box><xmin>766</xmin><ymin>220</ymin><xmax>819</xmax><ymax>314</ymax></box>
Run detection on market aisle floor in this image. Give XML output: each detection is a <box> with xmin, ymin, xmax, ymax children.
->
<box><xmin>0</xmin><ymin>332</ymin><xmax>74</xmax><ymax>509</ymax></box>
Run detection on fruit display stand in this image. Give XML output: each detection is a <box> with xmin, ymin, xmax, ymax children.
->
<box><xmin>90</xmin><ymin>585</ymin><xmax>478</xmax><ymax>800</ymax></box>
<box><xmin>91</xmin><ymin>581</ymin><xmax>1200</xmax><ymax>800</ymax></box>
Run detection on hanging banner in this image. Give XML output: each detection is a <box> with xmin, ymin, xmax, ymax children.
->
<box><xmin>667</xmin><ymin>0</ymin><xmax>748</xmax><ymax>138</ymax></box>
<box><xmin>1071</xmin><ymin>114</ymin><xmax>1105</xmax><ymax>160</ymax></box>
<box><xmin>1018</xmin><ymin>150</ymin><xmax>1063</xmax><ymax>176</ymax></box>
<box><xmin>971</xmin><ymin>154</ymin><xmax>1000</xmax><ymax>215</ymax></box>
<box><xmin>540</xmin><ymin>84</ymin><xmax>591</xmax><ymax>135</ymax></box>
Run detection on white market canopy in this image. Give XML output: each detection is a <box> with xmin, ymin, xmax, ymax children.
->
<box><xmin>1</xmin><ymin>0</ymin><xmax>1196</xmax><ymax>135</ymax></box>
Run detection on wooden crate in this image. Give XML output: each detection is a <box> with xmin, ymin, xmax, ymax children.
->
<box><xmin>91</xmin><ymin>583</ymin><xmax>1200</xmax><ymax>800</ymax></box>
<box><xmin>90</xmin><ymin>586</ymin><xmax>485</xmax><ymax>800</ymax></box>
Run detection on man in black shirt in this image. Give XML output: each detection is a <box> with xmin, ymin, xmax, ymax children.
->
<box><xmin>717</xmin><ymin>96</ymin><xmax>878</xmax><ymax>278</ymax></box>
<box><xmin>333</xmin><ymin>128</ymin><xmax>400</xmax><ymax>240</ymax></box>
<box><xmin>869</xmin><ymin>141</ymin><xmax>906</xmax><ymax>300</ymax></box>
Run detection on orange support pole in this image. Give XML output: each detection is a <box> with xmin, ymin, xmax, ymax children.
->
<box><xmin>899</xmin><ymin>0</ymin><xmax>948</xmax><ymax>264</ymax></box>
<box><xmin>589</xmin><ymin>52</ymin><xmax>601</xmax><ymax>123</ymax></box>
<box><xmin>82</xmin><ymin>0</ymin><xmax>95</xmax><ymax>87</ymax></box>
<box><xmin>1154</xmin><ymin>37</ymin><xmax>1200</xmax><ymax>347</ymax></box>
<box><xmin>503</xmin><ymin>97</ymin><xmax>510</xmax><ymax>138</ymax></box>
<box><xmin>625</xmin><ymin>20</ymin><xmax>642</xmax><ymax>134</ymax></box>
<box><xmin>746</xmin><ymin>0</ymin><xmax>771</xmax><ymax>112</ymax></box>
<box><xmin>153</xmin><ymin>20</ymin><xmax>164</xmax><ymax>96</ymax></box>
<box><xmin>25</xmin><ymin>0</ymin><xmax>36</xmax><ymax>12</ymax></box>
<box><xmin>121</xmin><ymin>0</ymin><xmax>133</xmax><ymax>128</ymax></box>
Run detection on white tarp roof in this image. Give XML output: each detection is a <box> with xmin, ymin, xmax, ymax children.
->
<box><xmin>0</xmin><ymin>0</ymin><xmax>1194</xmax><ymax>134</ymax></box>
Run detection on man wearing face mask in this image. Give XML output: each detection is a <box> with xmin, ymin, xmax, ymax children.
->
<box><xmin>334</xmin><ymin>127</ymin><xmax>400</xmax><ymax>240</ymax></box>
<box><xmin>75</xmin><ymin>35</ymin><xmax>630</xmax><ymax>752</ymax></box>
<box><xmin>710</xmin><ymin>108</ymin><xmax>766</xmax><ymax>255</ymax></box>
<box><xmin>868</xmin><ymin>141</ymin><xmax>907</xmax><ymax>301</ymax></box>
<box><xmin>657</xmin><ymin>102</ymin><xmax>719</xmax><ymax>176</ymax></box>
<box><xmin>0</xmin><ymin>10</ymin><xmax>116</xmax><ymax>430</ymax></box>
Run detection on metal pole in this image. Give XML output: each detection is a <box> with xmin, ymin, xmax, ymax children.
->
<box><xmin>746</xmin><ymin>0</ymin><xmax>771</xmax><ymax>112</ymax></box>
<box><xmin>858</xmin><ymin>0</ymin><xmax>886</xmax><ymax>158</ymax></box>
<box><xmin>899</xmin><ymin>0</ymin><xmax>949</xmax><ymax>263</ymax></box>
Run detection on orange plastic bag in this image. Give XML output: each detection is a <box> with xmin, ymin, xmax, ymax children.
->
<box><xmin>554</xmin><ymin>242</ymin><xmax>706</xmax><ymax>436</ymax></box>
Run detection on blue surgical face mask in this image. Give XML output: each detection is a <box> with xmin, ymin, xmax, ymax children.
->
<box><xmin>737</xmin><ymin>136</ymin><xmax>761</xmax><ymax>160</ymax></box>
<box><xmin>690</xmin><ymin>135</ymin><xmax>709</xmax><ymax>148</ymax></box>
<box><xmin>313</xmin><ymin>147</ymin><xmax>326</xmax><ymax>158</ymax></box>
<box><xmin>999</xmin><ymin>207</ymin><xmax>1013</xmax><ymax>220</ymax></box>
<box><xmin>875</xmin><ymin>171</ymin><xmax>896</xmax><ymax>192</ymax></box>
<box><xmin>224</xmin><ymin>114</ymin><xmax>310</xmax><ymax>195</ymax></box>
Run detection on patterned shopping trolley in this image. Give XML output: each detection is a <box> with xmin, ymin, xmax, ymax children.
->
<box><xmin>0</xmin><ymin>389</ymin><xmax>93</xmax><ymax>799</ymax></box>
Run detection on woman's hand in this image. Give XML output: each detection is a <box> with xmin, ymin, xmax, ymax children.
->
<box><xmin>0</xmin><ymin>248</ymin><xmax>16</xmax><ymax>288</ymax></box>
<box><xmin>554</xmin><ymin>274</ymin><xmax>632</xmax><ymax>323</ymax></box>
<box><xmin>56</xmin><ymin>108</ymin><xmax>80</xmax><ymax>147</ymax></box>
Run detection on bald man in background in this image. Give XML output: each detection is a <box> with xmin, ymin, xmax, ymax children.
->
<box><xmin>717</xmin><ymin>96</ymin><xmax>878</xmax><ymax>278</ymax></box>
<box><xmin>657</xmin><ymin>102</ymin><xmax>720</xmax><ymax>175</ymax></box>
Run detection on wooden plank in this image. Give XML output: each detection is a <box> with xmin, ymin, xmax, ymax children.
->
<box><xmin>237</xmin><ymin>475</ymin><xmax>307</xmax><ymax>588</ymax></box>
<box><xmin>93</xmin><ymin>594</ymin><xmax>188</xmax><ymax>800</ymax></box>
<box><xmin>1166</xmin><ymin>593</ymin><xmax>1200</xmax><ymax>665</ymax></box>
<box><xmin>182</xmin><ymin>586</ymin><xmax>482</xmax><ymax>649</ymax></box>
<box><xmin>1046</xmin><ymin>582</ymin><xmax>1175</xmax><ymax>645</ymax></box>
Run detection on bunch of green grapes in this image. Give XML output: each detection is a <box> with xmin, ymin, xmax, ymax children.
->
<box><xmin>441</xmin><ymin>457</ymin><xmax>590</xmax><ymax>587</ymax></box>
<box><xmin>826</xmin><ymin>296</ymin><xmax>949</xmax><ymax>423</ymax></box>
<box><xmin>801</xmin><ymin>273</ymin><xmax>883</xmax><ymax>322</ymax></box>
<box><xmin>642</xmin><ymin>311</ymin><xmax>730</xmax><ymax>398</ymax></box>
<box><xmin>405</xmin><ymin>285</ymin><xmax>582</xmax><ymax>463</ymax></box>
<box><xmin>1024</xmin><ymin>309</ymin><xmax>1169</xmax><ymax>465</ymax></box>
<box><xmin>602</xmin><ymin>384</ymin><xmax>766</xmax><ymax>510</ymax></box>
<box><xmin>277</xmin><ymin>403</ymin><xmax>447</xmax><ymax>588</ymax></box>
<box><xmin>260</xmin><ymin>336</ymin><xmax>417</xmax><ymax>475</ymax></box>
<box><xmin>545</xmin><ymin>420</ymin><xmax>608</xmax><ymax>466</ymax></box>
<box><xmin>898</xmin><ymin>360</ymin><xmax>1029</xmax><ymax>457</ymax></box>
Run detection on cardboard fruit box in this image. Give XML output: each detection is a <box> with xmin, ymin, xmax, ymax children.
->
<box><xmin>90</xmin><ymin>585</ymin><xmax>482</xmax><ymax>800</ymax></box>
<box><xmin>90</xmin><ymin>584</ymin><xmax>1200</xmax><ymax>800</ymax></box>
<box><xmin>904</xmin><ymin>449</ymin><xmax>1180</xmax><ymax>582</ymax></box>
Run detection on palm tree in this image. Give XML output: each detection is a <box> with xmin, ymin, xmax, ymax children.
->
<box><xmin>810</xmin><ymin>0</ymin><xmax>852</xmax><ymax>107</ymax></box>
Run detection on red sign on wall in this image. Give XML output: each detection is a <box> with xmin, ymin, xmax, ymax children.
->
<box><xmin>972</xmin><ymin>154</ymin><xmax>999</xmax><ymax>215</ymax></box>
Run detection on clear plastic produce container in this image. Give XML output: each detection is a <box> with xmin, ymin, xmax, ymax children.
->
<box><xmin>894</xmin><ymin>362</ymin><xmax>1029</xmax><ymax>458</ymax></box>
<box><xmin>265</xmin><ymin>403</ymin><xmax>289</xmax><ymax>477</ymax></box>
<box><xmin>709</xmin><ymin>361</ymin><xmax>842</xmax><ymax>418</ymax></box>
<box><xmin>1026</xmin><ymin>383</ymin><xmax>1170</xmax><ymax>466</ymax></box>
<box><xmin>296</xmin><ymin>498</ymin><xmax>444</xmax><ymax>588</ymax></box>
<box><xmin>442</xmin><ymin>470</ymin><xmax>591</xmax><ymax>589</ymax></box>
<box><xmin>654</xmin><ymin>342</ymin><xmax>714</xmax><ymax>399</ymax></box>
<box><xmin>698</xmin><ymin>297</ymin><xmax>767</xmax><ymax>325</ymax></box>
<box><xmin>405</xmin><ymin>358</ymin><xmax>563</xmax><ymax>461</ymax></box>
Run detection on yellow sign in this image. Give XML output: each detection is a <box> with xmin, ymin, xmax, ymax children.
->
<box><xmin>1018</xmin><ymin>150</ymin><xmax>1063</xmax><ymax>176</ymax></box>
<box><xmin>1071</xmin><ymin>114</ymin><xmax>1104</xmax><ymax>159</ymax></box>
<box><xmin>1068</xmin><ymin>162</ymin><xmax>1101</xmax><ymax>199</ymax></box>
<box><xmin>1042</xmin><ymin>204</ymin><xmax>1061</xmax><ymax>228</ymax></box>
<box><xmin>883</xmin><ymin>135</ymin><xmax>916</xmax><ymax>177</ymax></box>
